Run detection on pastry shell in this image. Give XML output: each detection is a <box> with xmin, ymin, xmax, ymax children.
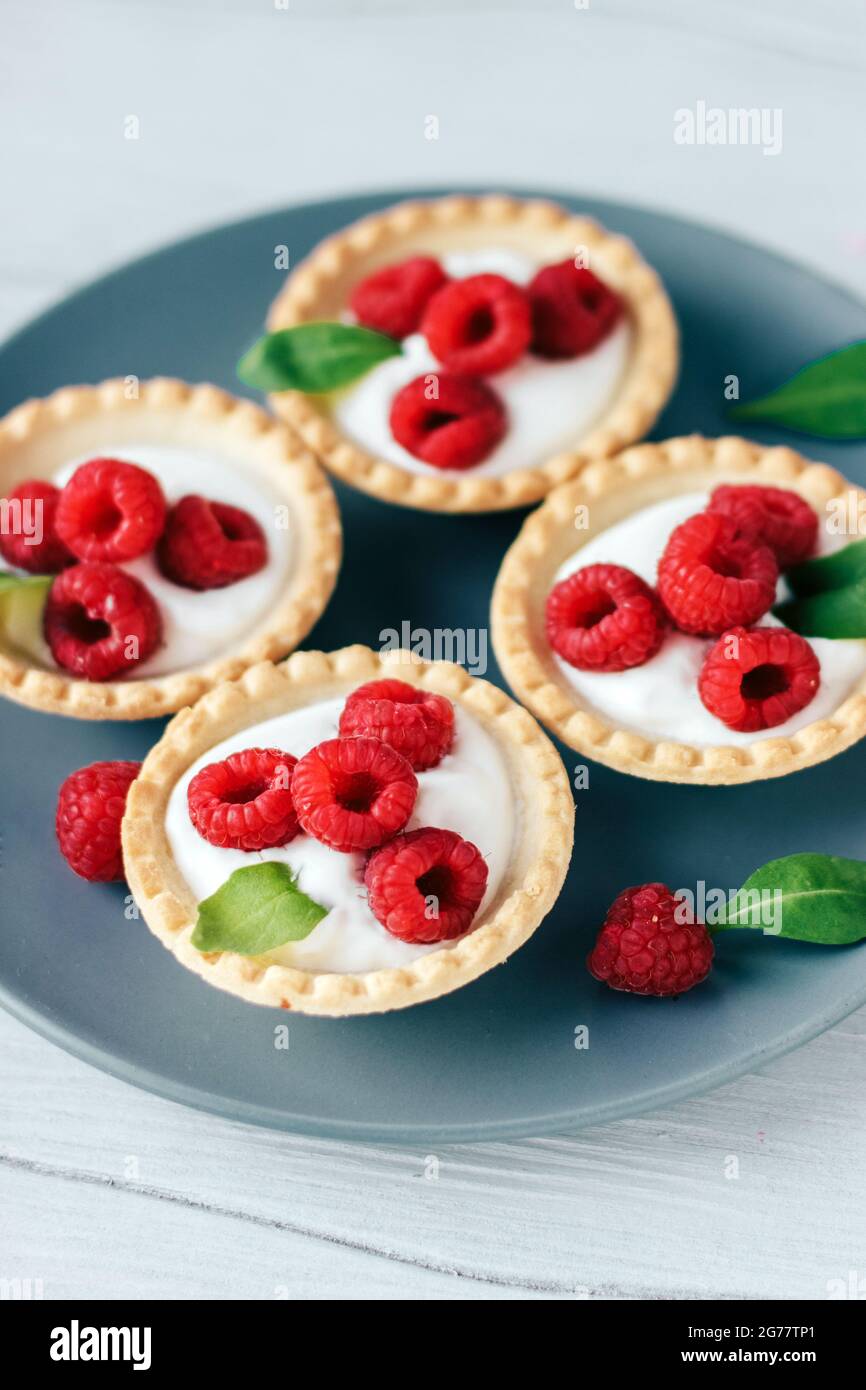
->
<box><xmin>0</xmin><ymin>379</ymin><xmax>342</xmax><ymax>720</ymax></box>
<box><xmin>491</xmin><ymin>435</ymin><xmax>866</xmax><ymax>785</ymax></box>
<box><xmin>266</xmin><ymin>194</ymin><xmax>679</xmax><ymax>513</ymax></box>
<box><xmin>122</xmin><ymin>645</ymin><xmax>575</xmax><ymax>1015</ymax></box>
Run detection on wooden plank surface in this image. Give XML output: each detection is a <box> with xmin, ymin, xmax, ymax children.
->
<box><xmin>3</xmin><ymin>1008</ymin><xmax>865</xmax><ymax>1299</ymax></box>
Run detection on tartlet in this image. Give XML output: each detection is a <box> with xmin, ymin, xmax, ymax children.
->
<box><xmin>491</xmin><ymin>435</ymin><xmax>866</xmax><ymax>785</ymax></box>
<box><xmin>266</xmin><ymin>194</ymin><xmax>678</xmax><ymax>513</ymax></box>
<box><xmin>122</xmin><ymin>646</ymin><xmax>575</xmax><ymax>1015</ymax></box>
<box><xmin>0</xmin><ymin>378</ymin><xmax>342</xmax><ymax>720</ymax></box>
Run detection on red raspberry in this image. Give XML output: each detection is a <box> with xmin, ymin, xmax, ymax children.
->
<box><xmin>157</xmin><ymin>495</ymin><xmax>267</xmax><ymax>590</ymax></box>
<box><xmin>708</xmin><ymin>484</ymin><xmax>818</xmax><ymax>569</ymax></box>
<box><xmin>546</xmin><ymin>563</ymin><xmax>667</xmax><ymax>671</ymax></box>
<box><xmin>56</xmin><ymin>759</ymin><xmax>141</xmax><ymax>881</ymax></box>
<box><xmin>389</xmin><ymin>373</ymin><xmax>506</xmax><ymax>470</ymax></box>
<box><xmin>188</xmin><ymin>747</ymin><xmax>299</xmax><ymax>851</ymax></box>
<box><xmin>364</xmin><ymin>827</ymin><xmax>488</xmax><ymax>944</ymax></box>
<box><xmin>291</xmin><ymin>736</ymin><xmax>417</xmax><ymax>853</ymax></box>
<box><xmin>55</xmin><ymin>458</ymin><xmax>167</xmax><ymax>563</ymax></box>
<box><xmin>527</xmin><ymin>260</ymin><xmax>622</xmax><ymax>359</ymax></box>
<box><xmin>339</xmin><ymin>679</ymin><xmax>455</xmax><ymax>771</ymax></box>
<box><xmin>0</xmin><ymin>480</ymin><xmax>73</xmax><ymax>573</ymax></box>
<box><xmin>421</xmin><ymin>273</ymin><xmax>531</xmax><ymax>375</ymax></box>
<box><xmin>44</xmin><ymin>562</ymin><xmax>162</xmax><ymax>680</ymax></box>
<box><xmin>587</xmin><ymin>883</ymin><xmax>714</xmax><ymax>997</ymax></box>
<box><xmin>350</xmin><ymin>256</ymin><xmax>448</xmax><ymax>340</ymax></box>
<box><xmin>657</xmin><ymin>511</ymin><xmax>778</xmax><ymax>637</ymax></box>
<box><xmin>698</xmin><ymin>625</ymin><xmax>820</xmax><ymax>732</ymax></box>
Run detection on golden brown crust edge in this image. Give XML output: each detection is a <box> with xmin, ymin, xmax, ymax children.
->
<box><xmin>122</xmin><ymin>646</ymin><xmax>575</xmax><ymax>1015</ymax></box>
<box><xmin>266</xmin><ymin>194</ymin><xmax>679</xmax><ymax>513</ymax></box>
<box><xmin>0</xmin><ymin>379</ymin><xmax>342</xmax><ymax>720</ymax></box>
<box><xmin>491</xmin><ymin>435</ymin><xmax>866</xmax><ymax>785</ymax></box>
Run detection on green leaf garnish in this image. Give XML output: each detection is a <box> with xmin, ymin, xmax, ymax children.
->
<box><xmin>716</xmin><ymin>853</ymin><xmax>866</xmax><ymax>945</ymax></box>
<box><xmin>0</xmin><ymin>571</ymin><xmax>52</xmax><ymax>596</ymax></box>
<box><xmin>728</xmin><ymin>341</ymin><xmax>866</xmax><ymax>439</ymax></box>
<box><xmin>237</xmin><ymin>323</ymin><xmax>402</xmax><ymax>394</ymax></box>
<box><xmin>774</xmin><ymin>579</ymin><xmax>866</xmax><ymax>638</ymax></box>
<box><xmin>191</xmin><ymin>862</ymin><xmax>328</xmax><ymax>956</ymax></box>
<box><xmin>787</xmin><ymin>536</ymin><xmax>866</xmax><ymax>597</ymax></box>
<box><xmin>0</xmin><ymin>572</ymin><xmax>52</xmax><ymax>658</ymax></box>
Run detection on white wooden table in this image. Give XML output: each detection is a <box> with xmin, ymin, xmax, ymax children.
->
<box><xmin>2</xmin><ymin>0</ymin><xmax>865</xmax><ymax>1300</ymax></box>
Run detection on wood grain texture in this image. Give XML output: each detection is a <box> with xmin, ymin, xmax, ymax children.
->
<box><xmin>2</xmin><ymin>0</ymin><xmax>866</xmax><ymax>1300</ymax></box>
<box><xmin>2</xmin><ymin>1008</ymin><xmax>865</xmax><ymax>1299</ymax></box>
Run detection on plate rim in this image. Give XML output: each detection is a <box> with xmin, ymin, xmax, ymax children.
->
<box><xmin>3</xmin><ymin>185</ymin><xmax>866</xmax><ymax>1142</ymax></box>
<box><xmin>3</xmin><ymin>962</ymin><xmax>865</xmax><ymax>1142</ymax></box>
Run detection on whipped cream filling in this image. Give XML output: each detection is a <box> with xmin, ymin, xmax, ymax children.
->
<box><xmin>333</xmin><ymin>248</ymin><xmax>632</xmax><ymax>477</ymax></box>
<box><xmin>45</xmin><ymin>444</ymin><xmax>293</xmax><ymax>678</ymax></box>
<box><xmin>165</xmin><ymin>697</ymin><xmax>517</xmax><ymax>974</ymax></box>
<box><xmin>553</xmin><ymin>491</ymin><xmax>866</xmax><ymax>747</ymax></box>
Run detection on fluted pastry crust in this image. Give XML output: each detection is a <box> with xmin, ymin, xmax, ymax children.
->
<box><xmin>492</xmin><ymin>435</ymin><xmax>866</xmax><ymax>784</ymax></box>
<box><xmin>0</xmin><ymin>379</ymin><xmax>342</xmax><ymax>719</ymax></box>
<box><xmin>267</xmin><ymin>195</ymin><xmax>679</xmax><ymax>512</ymax></box>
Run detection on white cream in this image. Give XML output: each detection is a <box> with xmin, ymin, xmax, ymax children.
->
<box><xmin>333</xmin><ymin>248</ymin><xmax>632</xmax><ymax>477</ymax></box>
<box><xmin>553</xmin><ymin>492</ymin><xmax>866</xmax><ymax>746</ymax></box>
<box><xmin>165</xmin><ymin>698</ymin><xmax>516</xmax><ymax>974</ymax></box>
<box><xmin>51</xmin><ymin>444</ymin><xmax>293</xmax><ymax>677</ymax></box>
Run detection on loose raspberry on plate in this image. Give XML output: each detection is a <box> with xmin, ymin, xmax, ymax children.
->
<box><xmin>707</xmin><ymin>484</ymin><xmax>818</xmax><ymax>569</ymax></box>
<box><xmin>657</xmin><ymin>511</ymin><xmax>778</xmax><ymax>637</ymax></box>
<box><xmin>188</xmin><ymin>747</ymin><xmax>300</xmax><ymax>851</ymax></box>
<box><xmin>545</xmin><ymin>563</ymin><xmax>667</xmax><ymax>671</ymax></box>
<box><xmin>55</xmin><ymin>457</ymin><xmax>167</xmax><ymax>563</ymax></box>
<box><xmin>587</xmin><ymin>883</ymin><xmax>714</xmax><ymax>997</ymax></box>
<box><xmin>339</xmin><ymin>679</ymin><xmax>455</xmax><ymax>770</ymax></box>
<box><xmin>44</xmin><ymin>561</ymin><xmax>162</xmax><ymax>680</ymax></box>
<box><xmin>365</xmin><ymin>826</ymin><xmax>488</xmax><ymax>944</ymax></box>
<box><xmin>0</xmin><ymin>480</ymin><xmax>73</xmax><ymax>573</ymax></box>
<box><xmin>698</xmin><ymin>625</ymin><xmax>820</xmax><ymax>732</ymax></box>
<box><xmin>56</xmin><ymin>759</ymin><xmax>141</xmax><ymax>881</ymax></box>
<box><xmin>349</xmin><ymin>256</ymin><xmax>448</xmax><ymax>340</ymax></box>
<box><xmin>389</xmin><ymin>372</ymin><xmax>506</xmax><ymax>470</ymax></box>
<box><xmin>157</xmin><ymin>495</ymin><xmax>267</xmax><ymax>590</ymax></box>
<box><xmin>291</xmin><ymin>736</ymin><xmax>417</xmax><ymax>852</ymax></box>
<box><xmin>421</xmin><ymin>273</ymin><xmax>531</xmax><ymax>375</ymax></box>
<box><xmin>527</xmin><ymin>260</ymin><xmax>622</xmax><ymax>359</ymax></box>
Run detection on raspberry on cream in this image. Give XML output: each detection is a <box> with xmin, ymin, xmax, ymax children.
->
<box><xmin>421</xmin><ymin>272</ymin><xmax>532</xmax><ymax>376</ymax></box>
<box><xmin>158</xmin><ymin>495</ymin><xmax>267</xmax><ymax>590</ymax></box>
<box><xmin>0</xmin><ymin>480</ymin><xmax>72</xmax><ymax>574</ymax></box>
<box><xmin>708</xmin><ymin>483</ymin><xmax>818</xmax><ymax>568</ymax></box>
<box><xmin>188</xmin><ymin>748</ymin><xmax>300</xmax><ymax>852</ymax></box>
<box><xmin>50</xmin><ymin>444</ymin><xmax>293</xmax><ymax>679</ymax></box>
<box><xmin>45</xmin><ymin>562</ymin><xmax>162</xmax><ymax>681</ymax></box>
<box><xmin>365</xmin><ymin>827</ymin><xmax>488</xmax><ymax>944</ymax></box>
<box><xmin>350</xmin><ymin>255</ymin><xmax>448</xmax><ymax>339</ymax></box>
<box><xmin>333</xmin><ymin>248</ymin><xmax>633</xmax><ymax>478</ymax></box>
<box><xmin>165</xmin><ymin>697</ymin><xmax>516</xmax><ymax>974</ymax></box>
<box><xmin>290</xmin><ymin>735</ymin><xmax>418</xmax><ymax>853</ymax></box>
<box><xmin>551</xmin><ymin>492</ymin><xmax>866</xmax><ymax>748</ymax></box>
<box><xmin>338</xmin><ymin>677</ymin><xmax>454</xmax><ymax>770</ymax></box>
<box><xmin>55</xmin><ymin>457</ymin><xmax>167</xmax><ymax>563</ymax></box>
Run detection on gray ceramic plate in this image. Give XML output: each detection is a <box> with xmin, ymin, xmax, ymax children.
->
<box><xmin>2</xmin><ymin>190</ymin><xmax>865</xmax><ymax>1142</ymax></box>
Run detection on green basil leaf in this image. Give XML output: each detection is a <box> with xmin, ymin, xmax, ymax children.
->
<box><xmin>728</xmin><ymin>341</ymin><xmax>866</xmax><ymax>439</ymax></box>
<box><xmin>237</xmin><ymin>323</ymin><xmax>401</xmax><ymax>394</ymax></box>
<box><xmin>787</xmin><ymin>536</ymin><xmax>866</xmax><ymax>597</ymax></box>
<box><xmin>191</xmin><ymin>862</ymin><xmax>328</xmax><ymax>956</ymax></box>
<box><xmin>716</xmin><ymin>853</ymin><xmax>866</xmax><ymax>945</ymax></box>
<box><xmin>774</xmin><ymin>579</ymin><xmax>866</xmax><ymax>638</ymax></box>
<box><xmin>0</xmin><ymin>572</ymin><xmax>52</xmax><ymax>657</ymax></box>
<box><xmin>0</xmin><ymin>571</ymin><xmax>53</xmax><ymax>595</ymax></box>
